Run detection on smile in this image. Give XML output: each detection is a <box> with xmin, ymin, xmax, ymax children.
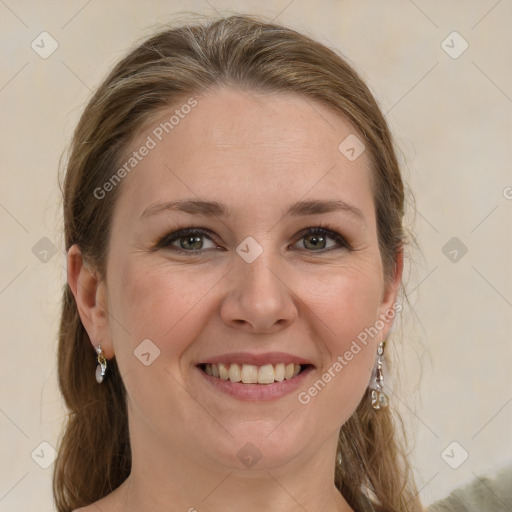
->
<box><xmin>199</xmin><ymin>362</ymin><xmax>309</xmax><ymax>384</ymax></box>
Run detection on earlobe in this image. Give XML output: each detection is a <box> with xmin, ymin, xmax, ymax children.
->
<box><xmin>67</xmin><ymin>245</ymin><xmax>114</xmax><ymax>359</ymax></box>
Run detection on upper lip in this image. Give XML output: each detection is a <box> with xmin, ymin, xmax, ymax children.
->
<box><xmin>197</xmin><ymin>352</ymin><xmax>314</xmax><ymax>367</ymax></box>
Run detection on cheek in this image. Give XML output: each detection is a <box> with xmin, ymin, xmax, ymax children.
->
<box><xmin>302</xmin><ymin>260</ymin><xmax>383</xmax><ymax>346</ymax></box>
<box><xmin>110</xmin><ymin>253</ymin><xmax>383</xmax><ymax>357</ymax></box>
<box><xmin>295</xmin><ymin>265</ymin><xmax>382</xmax><ymax>419</ymax></box>
<box><xmin>105</xmin><ymin>259</ymin><xmax>220</xmax><ymax>426</ymax></box>
<box><xmin>109</xmin><ymin>258</ymin><xmax>222</xmax><ymax>363</ymax></box>
<box><xmin>107</xmin><ymin>252</ymin><xmax>383</xmax><ymax>440</ymax></box>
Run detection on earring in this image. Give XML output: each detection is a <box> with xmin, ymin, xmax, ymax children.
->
<box><xmin>95</xmin><ymin>344</ymin><xmax>107</xmax><ymax>384</ymax></box>
<box><xmin>370</xmin><ymin>340</ymin><xmax>388</xmax><ymax>409</ymax></box>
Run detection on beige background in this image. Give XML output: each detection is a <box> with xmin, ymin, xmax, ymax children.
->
<box><xmin>1</xmin><ymin>0</ymin><xmax>511</xmax><ymax>510</ymax></box>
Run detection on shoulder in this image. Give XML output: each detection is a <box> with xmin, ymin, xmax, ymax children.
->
<box><xmin>72</xmin><ymin>478</ymin><xmax>128</xmax><ymax>512</ymax></box>
<box><xmin>73</xmin><ymin>503</ymin><xmax>112</xmax><ymax>512</ymax></box>
<box><xmin>73</xmin><ymin>505</ymin><xmax>111</xmax><ymax>512</ymax></box>
<box><xmin>427</xmin><ymin>465</ymin><xmax>512</xmax><ymax>512</ymax></box>
<box><xmin>73</xmin><ymin>507</ymin><xmax>103</xmax><ymax>512</ymax></box>
<box><xmin>72</xmin><ymin>498</ymin><xmax>113</xmax><ymax>512</ymax></box>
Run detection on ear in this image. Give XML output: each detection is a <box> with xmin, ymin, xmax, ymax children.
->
<box><xmin>67</xmin><ymin>244</ymin><xmax>114</xmax><ymax>359</ymax></box>
<box><xmin>377</xmin><ymin>247</ymin><xmax>404</xmax><ymax>341</ymax></box>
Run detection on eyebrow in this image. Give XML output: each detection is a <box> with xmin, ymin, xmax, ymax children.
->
<box><xmin>140</xmin><ymin>198</ymin><xmax>365</xmax><ymax>222</ymax></box>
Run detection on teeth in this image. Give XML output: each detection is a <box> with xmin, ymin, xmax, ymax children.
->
<box><xmin>204</xmin><ymin>362</ymin><xmax>304</xmax><ymax>384</ymax></box>
<box><xmin>258</xmin><ymin>364</ymin><xmax>275</xmax><ymax>384</ymax></box>
<box><xmin>218</xmin><ymin>363</ymin><xmax>229</xmax><ymax>380</ymax></box>
<box><xmin>228</xmin><ymin>363</ymin><xmax>241</xmax><ymax>382</ymax></box>
<box><xmin>274</xmin><ymin>363</ymin><xmax>285</xmax><ymax>381</ymax></box>
<box><xmin>241</xmin><ymin>364</ymin><xmax>258</xmax><ymax>383</ymax></box>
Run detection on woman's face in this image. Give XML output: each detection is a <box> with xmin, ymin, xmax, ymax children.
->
<box><xmin>95</xmin><ymin>88</ymin><xmax>401</xmax><ymax>472</ymax></box>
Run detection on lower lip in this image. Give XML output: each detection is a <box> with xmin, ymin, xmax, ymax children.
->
<box><xmin>196</xmin><ymin>366</ymin><xmax>315</xmax><ymax>402</ymax></box>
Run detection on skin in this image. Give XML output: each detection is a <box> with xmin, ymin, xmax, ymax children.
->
<box><xmin>68</xmin><ymin>87</ymin><xmax>403</xmax><ymax>512</ymax></box>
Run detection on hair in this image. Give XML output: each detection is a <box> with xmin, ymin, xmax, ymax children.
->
<box><xmin>54</xmin><ymin>13</ymin><xmax>421</xmax><ymax>512</ymax></box>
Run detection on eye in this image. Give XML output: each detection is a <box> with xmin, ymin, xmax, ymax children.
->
<box><xmin>153</xmin><ymin>225</ymin><xmax>351</xmax><ymax>255</ymax></box>
<box><xmin>292</xmin><ymin>226</ymin><xmax>350</xmax><ymax>252</ymax></box>
<box><xmin>155</xmin><ymin>228</ymin><xmax>218</xmax><ymax>254</ymax></box>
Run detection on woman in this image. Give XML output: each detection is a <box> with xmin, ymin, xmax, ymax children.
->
<box><xmin>54</xmin><ymin>14</ymin><xmax>422</xmax><ymax>512</ymax></box>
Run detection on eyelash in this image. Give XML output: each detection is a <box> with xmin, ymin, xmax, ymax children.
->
<box><xmin>153</xmin><ymin>223</ymin><xmax>352</xmax><ymax>255</ymax></box>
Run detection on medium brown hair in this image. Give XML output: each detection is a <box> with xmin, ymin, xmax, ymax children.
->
<box><xmin>54</xmin><ymin>14</ymin><xmax>421</xmax><ymax>512</ymax></box>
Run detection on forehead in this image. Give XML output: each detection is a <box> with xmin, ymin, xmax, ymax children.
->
<box><xmin>114</xmin><ymin>87</ymin><xmax>373</xmax><ymax>221</ymax></box>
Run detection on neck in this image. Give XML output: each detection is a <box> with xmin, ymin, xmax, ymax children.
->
<box><xmin>107</xmin><ymin>421</ymin><xmax>353</xmax><ymax>512</ymax></box>
<box><xmin>118</xmin><ymin>470</ymin><xmax>351</xmax><ymax>512</ymax></box>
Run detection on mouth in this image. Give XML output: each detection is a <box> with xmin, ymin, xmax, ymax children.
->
<box><xmin>197</xmin><ymin>362</ymin><xmax>314</xmax><ymax>384</ymax></box>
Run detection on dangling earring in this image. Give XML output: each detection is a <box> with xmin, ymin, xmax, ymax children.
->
<box><xmin>95</xmin><ymin>344</ymin><xmax>107</xmax><ymax>384</ymax></box>
<box><xmin>371</xmin><ymin>340</ymin><xmax>388</xmax><ymax>409</ymax></box>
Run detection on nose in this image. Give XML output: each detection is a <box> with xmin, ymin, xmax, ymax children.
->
<box><xmin>220</xmin><ymin>251</ymin><xmax>298</xmax><ymax>333</ymax></box>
